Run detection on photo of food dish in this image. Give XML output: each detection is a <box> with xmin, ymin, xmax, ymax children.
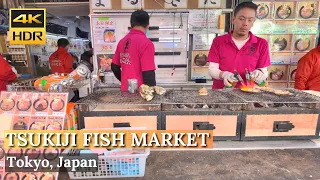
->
<box><xmin>29</xmin><ymin>120</ymin><xmax>46</xmax><ymax>130</ymax></box>
<box><xmin>256</xmin><ymin>3</ymin><xmax>270</xmax><ymax>19</ymax></box>
<box><xmin>43</xmin><ymin>149</ymin><xmax>59</xmax><ymax>160</ymax></box>
<box><xmin>17</xmin><ymin>94</ymin><xmax>32</xmax><ymax>111</ymax></box>
<box><xmin>46</xmin><ymin>121</ymin><xmax>62</xmax><ymax>130</ymax></box>
<box><xmin>103</xmin><ymin>29</ymin><xmax>116</xmax><ymax>43</ymax></box>
<box><xmin>13</xmin><ymin>120</ymin><xmax>28</xmax><ymax>130</ymax></box>
<box><xmin>269</xmin><ymin>68</ymin><xmax>285</xmax><ymax>81</ymax></box>
<box><xmin>0</xmin><ymin>98</ymin><xmax>15</xmax><ymax>111</ymax></box>
<box><xmin>50</xmin><ymin>98</ymin><xmax>65</xmax><ymax>111</ymax></box>
<box><xmin>39</xmin><ymin>173</ymin><xmax>55</xmax><ymax>180</ymax></box>
<box><xmin>194</xmin><ymin>53</ymin><xmax>208</xmax><ymax>67</ymax></box>
<box><xmin>299</xmin><ymin>2</ymin><xmax>315</xmax><ymax>19</ymax></box>
<box><xmin>25</xmin><ymin>149</ymin><xmax>41</xmax><ymax>159</ymax></box>
<box><xmin>276</xmin><ymin>4</ymin><xmax>292</xmax><ymax>19</ymax></box>
<box><xmin>33</xmin><ymin>98</ymin><xmax>49</xmax><ymax>111</ymax></box>
<box><xmin>7</xmin><ymin>149</ymin><xmax>23</xmax><ymax>159</ymax></box>
<box><xmin>4</xmin><ymin>172</ymin><xmax>19</xmax><ymax>180</ymax></box>
<box><xmin>98</xmin><ymin>54</ymin><xmax>113</xmax><ymax>72</ymax></box>
<box><xmin>21</xmin><ymin>173</ymin><xmax>38</xmax><ymax>180</ymax></box>
<box><xmin>295</xmin><ymin>38</ymin><xmax>311</xmax><ymax>52</ymax></box>
<box><xmin>273</xmin><ymin>37</ymin><xmax>288</xmax><ymax>51</ymax></box>
<box><xmin>0</xmin><ymin>147</ymin><xmax>5</xmax><ymax>160</ymax></box>
<box><xmin>290</xmin><ymin>69</ymin><xmax>296</xmax><ymax>81</ymax></box>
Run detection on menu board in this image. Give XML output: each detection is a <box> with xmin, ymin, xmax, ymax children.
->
<box><xmin>92</xmin><ymin>16</ymin><xmax>117</xmax><ymax>69</ymax></box>
<box><xmin>0</xmin><ymin>91</ymin><xmax>67</xmax><ymax>180</ymax></box>
<box><xmin>193</xmin><ymin>34</ymin><xmax>216</xmax><ymax>51</ymax></box>
<box><xmin>252</xmin><ymin>0</ymin><xmax>319</xmax><ymax>88</ymax></box>
<box><xmin>188</xmin><ymin>10</ymin><xmax>222</xmax><ymax>34</ymax></box>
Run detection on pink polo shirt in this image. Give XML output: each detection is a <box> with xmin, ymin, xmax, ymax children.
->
<box><xmin>208</xmin><ymin>31</ymin><xmax>271</xmax><ymax>89</ymax></box>
<box><xmin>112</xmin><ymin>29</ymin><xmax>156</xmax><ymax>91</ymax></box>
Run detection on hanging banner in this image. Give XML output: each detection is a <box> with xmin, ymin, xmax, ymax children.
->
<box><xmin>121</xmin><ymin>0</ymin><xmax>144</xmax><ymax>9</ymax></box>
<box><xmin>164</xmin><ymin>0</ymin><xmax>188</xmax><ymax>9</ymax></box>
<box><xmin>188</xmin><ymin>10</ymin><xmax>222</xmax><ymax>34</ymax></box>
<box><xmin>91</xmin><ymin>0</ymin><xmax>112</xmax><ymax>10</ymax></box>
<box><xmin>198</xmin><ymin>0</ymin><xmax>221</xmax><ymax>8</ymax></box>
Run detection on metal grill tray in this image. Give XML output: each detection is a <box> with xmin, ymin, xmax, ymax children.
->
<box><xmin>77</xmin><ymin>89</ymin><xmax>162</xmax><ymax>111</ymax></box>
<box><xmin>228</xmin><ymin>89</ymin><xmax>320</xmax><ymax>104</ymax></box>
<box><xmin>78</xmin><ymin>89</ymin><xmax>162</xmax><ymax>105</ymax></box>
<box><xmin>163</xmin><ymin>89</ymin><xmax>247</xmax><ymax>105</ymax></box>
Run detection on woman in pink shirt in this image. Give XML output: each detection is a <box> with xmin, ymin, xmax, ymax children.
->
<box><xmin>111</xmin><ymin>10</ymin><xmax>156</xmax><ymax>91</ymax></box>
<box><xmin>208</xmin><ymin>2</ymin><xmax>271</xmax><ymax>89</ymax></box>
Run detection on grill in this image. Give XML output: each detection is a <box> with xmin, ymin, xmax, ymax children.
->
<box><xmin>76</xmin><ymin>88</ymin><xmax>320</xmax><ymax>112</ymax></box>
<box><xmin>77</xmin><ymin>89</ymin><xmax>162</xmax><ymax>111</ymax></box>
<box><xmin>161</xmin><ymin>89</ymin><xmax>247</xmax><ymax>111</ymax></box>
<box><xmin>227</xmin><ymin>89</ymin><xmax>320</xmax><ymax>110</ymax></box>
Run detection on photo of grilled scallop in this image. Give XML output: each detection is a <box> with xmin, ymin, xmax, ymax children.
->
<box><xmin>194</xmin><ymin>53</ymin><xmax>208</xmax><ymax>67</ymax></box>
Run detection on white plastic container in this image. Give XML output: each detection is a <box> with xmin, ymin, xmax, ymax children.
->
<box><xmin>65</xmin><ymin>127</ymin><xmax>150</xmax><ymax>179</ymax></box>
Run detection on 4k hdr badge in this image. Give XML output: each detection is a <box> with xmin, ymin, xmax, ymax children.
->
<box><xmin>9</xmin><ymin>8</ymin><xmax>46</xmax><ymax>45</ymax></box>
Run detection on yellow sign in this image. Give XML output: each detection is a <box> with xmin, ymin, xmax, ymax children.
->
<box><xmin>9</xmin><ymin>8</ymin><xmax>46</xmax><ymax>45</ymax></box>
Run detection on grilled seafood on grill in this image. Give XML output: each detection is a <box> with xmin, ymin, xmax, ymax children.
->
<box><xmin>199</xmin><ymin>88</ymin><xmax>208</xmax><ymax>96</ymax></box>
<box><xmin>274</xmin><ymin>90</ymin><xmax>293</xmax><ymax>95</ymax></box>
<box><xmin>240</xmin><ymin>87</ymin><xmax>261</xmax><ymax>93</ymax></box>
<box><xmin>140</xmin><ymin>84</ymin><xmax>155</xmax><ymax>101</ymax></box>
<box><xmin>258</xmin><ymin>87</ymin><xmax>293</xmax><ymax>95</ymax></box>
<box><xmin>154</xmin><ymin>86</ymin><xmax>166</xmax><ymax>95</ymax></box>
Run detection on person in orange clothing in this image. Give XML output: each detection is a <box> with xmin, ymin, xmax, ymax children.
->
<box><xmin>295</xmin><ymin>41</ymin><xmax>320</xmax><ymax>91</ymax></box>
<box><xmin>0</xmin><ymin>55</ymin><xmax>17</xmax><ymax>92</ymax></box>
<box><xmin>49</xmin><ymin>38</ymin><xmax>73</xmax><ymax>74</ymax></box>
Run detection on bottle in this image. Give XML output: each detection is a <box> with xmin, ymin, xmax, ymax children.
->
<box><xmin>224</xmin><ymin>75</ymin><xmax>238</xmax><ymax>89</ymax></box>
<box><xmin>249</xmin><ymin>72</ymin><xmax>266</xmax><ymax>87</ymax></box>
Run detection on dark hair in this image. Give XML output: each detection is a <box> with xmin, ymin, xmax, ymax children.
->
<box><xmin>234</xmin><ymin>2</ymin><xmax>258</xmax><ymax>16</ymax></box>
<box><xmin>57</xmin><ymin>38</ymin><xmax>70</xmax><ymax>48</ymax></box>
<box><xmin>130</xmin><ymin>10</ymin><xmax>149</xmax><ymax>28</ymax></box>
<box><xmin>88</xmin><ymin>41</ymin><xmax>92</xmax><ymax>49</ymax></box>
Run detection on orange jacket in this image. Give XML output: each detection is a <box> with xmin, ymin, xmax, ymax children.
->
<box><xmin>295</xmin><ymin>46</ymin><xmax>320</xmax><ymax>91</ymax></box>
<box><xmin>0</xmin><ymin>55</ymin><xmax>17</xmax><ymax>92</ymax></box>
<box><xmin>49</xmin><ymin>47</ymin><xmax>73</xmax><ymax>74</ymax></box>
